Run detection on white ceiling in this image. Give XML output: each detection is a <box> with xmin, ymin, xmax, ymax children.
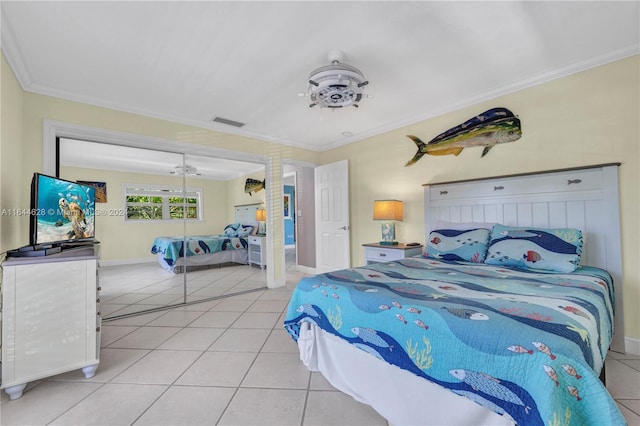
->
<box><xmin>2</xmin><ymin>1</ymin><xmax>639</xmax><ymax>158</ymax></box>
<box><xmin>59</xmin><ymin>138</ymin><xmax>265</xmax><ymax>180</ymax></box>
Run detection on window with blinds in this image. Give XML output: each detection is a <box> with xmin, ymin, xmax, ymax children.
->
<box><xmin>123</xmin><ymin>184</ymin><xmax>202</xmax><ymax>221</ymax></box>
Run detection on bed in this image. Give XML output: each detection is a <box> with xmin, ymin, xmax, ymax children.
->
<box><xmin>151</xmin><ymin>233</ymin><xmax>251</xmax><ymax>273</ymax></box>
<box><xmin>284</xmin><ymin>164</ymin><xmax>626</xmax><ymax>425</ymax></box>
<box><xmin>151</xmin><ymin>203</ymin><xmax>262</xmax><ymax>273</ymax></box>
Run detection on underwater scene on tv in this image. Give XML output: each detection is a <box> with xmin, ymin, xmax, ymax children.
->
<box><xmin>35</xmin><ymin>175</ymin><xmax>95</xmax><ymax>245</ymax></box>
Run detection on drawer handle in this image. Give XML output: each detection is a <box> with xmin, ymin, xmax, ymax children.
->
<box><xmin>494</xmin><ymin>186</ymin><xmax>504</xmax><ymax>191</ymax></box>
<box><xmin>440</xmin><ymin>190</ymin><xmax>448</xmax><ymax>195</ymax></box>
<box><xmin>379</xmin><ymin>253</ymin><xmax>387</xmax><ymax>257</ymax></box>
<box><xmin>568</xmin><ymin>179</ymin><xmax>582</xmax><ymax>185</ymax></box>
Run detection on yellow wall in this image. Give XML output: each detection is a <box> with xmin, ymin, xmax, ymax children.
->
<box><xmin>1</xmin><ymin>51</ymin><xmax>319</xmax><ymax>282</ymax></box>
<box><xmin>1</xmin><ymin>52</ymin><xmax>638</xmax><ymax>344</ymax></box>
<box><xmin>0</xmin><ymin>55</ymin><xmax>26</xmax><ymax>253</ymax></box>
<box><xmin>61</xmin><ymin>166</ymin><xmax>229</xmax><ymax>261</ymax></box>
<box><xmin>321</xmin><ymin>56</ymin><xmax>639</xmax><ymax>345</ymax></box>
<box><xmin>227</xmin><ymin>171</ymin><xmax>266</xmax><ymax>217</ymax></box>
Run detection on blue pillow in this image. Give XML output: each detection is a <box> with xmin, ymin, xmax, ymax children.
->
<box><xmin>223</xmin><ymin>223</ymin><xmax>242</xmax><ymax>237</ymax></box>
<box><xmin>425</xmin><ymin>228</ymin><xmax>490</xmax><ymax>263</ymax></box>
<box><xmin>484</xmin><ymin>224</ymin><xmax>583</xmax><ymax>273</ymax></box>
<box><xmin>237</xmin><ymin>225</ymin><xmax>254</xmax><ymax>237</ymax></box>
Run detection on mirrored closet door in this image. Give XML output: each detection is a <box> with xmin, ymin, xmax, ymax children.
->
<box><xmin>183</xmin><ymin>153</ymin><xmax>268</xmax><ymax>304</ymax></box>
<box><xmin>58</xmin><ymin>139</ymin><xmax>268</xmax><ymax>320</ymax></box>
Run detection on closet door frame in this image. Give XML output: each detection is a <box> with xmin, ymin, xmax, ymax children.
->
<box><xmin>42</xmin><ymin>120</ymin><xmax>279</xmax><ymax>290</ymax></box>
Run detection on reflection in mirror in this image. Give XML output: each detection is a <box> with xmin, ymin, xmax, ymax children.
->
<box><xmin>184</xmin><ymin>154</ymin><xmax>268</xmax><ymax>303</ymax></box>
<box><xmin>59</xmin><ymin>138</ymin><xmax>188</xmax><ymax>318</ymax></box>
<box><xmin>59</xmin><ymin>138</ymin><xmax>269</xmax><ymax>320</ymax></box>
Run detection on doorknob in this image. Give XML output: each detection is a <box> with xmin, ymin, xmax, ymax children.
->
<box><xmin>338</xmin><ymin>225</ymin><xmax>349</xmax><ymax>230</ymax></box>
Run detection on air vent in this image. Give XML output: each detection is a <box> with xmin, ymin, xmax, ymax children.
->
<box><xmin>211</xmin><ymin>116</ymin><xmax>245</xmax><ymax>128</ymax></box>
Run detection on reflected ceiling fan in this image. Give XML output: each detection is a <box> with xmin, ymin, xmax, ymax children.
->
<box><xmin>301</xmin><ymin>50</ymin><xmax>371</xmax><ymax>108</ymax></box>
<box><xmin>170</xmin><ymin>164</ymin><xmax>201</xmax><ymax>176</ymax></box>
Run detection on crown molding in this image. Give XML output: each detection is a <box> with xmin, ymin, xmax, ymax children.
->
<box><xmin>318</xmin><ymin>44</ymin><xmax>640</xmax><ymax>152</ymax></box>
<box><xmin>5</xmin><ymin>6</ymin><xmax>637</xmax><ymax>155</ymax></box>
<box><xmin>1</xmin><ymin>10</ymin><xmax>34</xmax><ymax>90</ymax></box>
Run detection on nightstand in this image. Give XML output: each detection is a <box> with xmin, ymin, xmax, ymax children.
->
<box><xmin>362</xmin><ymin>242</ymin><xmax>423</xmax><ymax>265</ymax></box>
<box><xmin>248</xmin><ymin>235</ymin><xmax>266</xmax><ymax>269</ymax></box>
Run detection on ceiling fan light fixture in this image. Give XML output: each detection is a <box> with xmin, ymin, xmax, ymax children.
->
<box><xmin>170</xmin><ymin>164</ymin><xmax>201</xmax><ymax>176</ymax></box>
<box><xmin>307</xmin><ymin>51</ymin><xmax>369</xmax><ymax>109</ymax></box>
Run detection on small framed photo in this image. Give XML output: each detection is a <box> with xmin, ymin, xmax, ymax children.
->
<box><xmin>284</xmin><ymin>194</ymin><xmax>291</xmax><ymax>219</ymax></box>
<box><xmin>78</xmin><ymin>180</ymin><xmax>107</xmax><ymax>203</ymax></box>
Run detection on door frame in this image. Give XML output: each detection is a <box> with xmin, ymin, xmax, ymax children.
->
<box><xmin>283</xmin><ymin>160</ymin><xmax>318</xmax><ymax>276</ymax></box>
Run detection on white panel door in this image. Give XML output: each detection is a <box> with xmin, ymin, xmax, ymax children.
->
<box><xmin>315</xmin><ymin>160</ymin><xmax>350</xmax><ymax>273</ymax></box>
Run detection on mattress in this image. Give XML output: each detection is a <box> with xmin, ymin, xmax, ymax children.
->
<box><xmin>284</xmin><ymin>257</ymin><xmax>624</xmax><ymax>425</ymax></box>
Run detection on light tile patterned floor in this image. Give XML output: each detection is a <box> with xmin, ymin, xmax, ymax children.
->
<box><xmin>99</xmin><ymin>260</ymin><xmax>267</xmax><ymax>320</ymax></box>
<box><xmin>1</xmin><ymin>252</ymin><xmax>639</xmax><ymax>425</ymax></box>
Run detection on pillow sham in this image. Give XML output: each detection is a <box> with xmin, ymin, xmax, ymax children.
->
<box><xmin>484</xmin><ymin>224</ymin><xmax>583</xmax><ymax>273</ymax></box>
<box><xmin>237</xmin><ymin>225</ymin><xmax>254</xmax><ymax>237</ymax></box>
<box><xmin>223</xmin><ymin>223</ymin><xmax>242</xmax><ymax>237</ymax></box>
<box><xmin>425</xmin><ymin>228</ymin><xmax>491</xmax><ymax>263</ymax></box>
<box><xmin>222</xmin><ymin>223</ymin><xmax>254</xmax><ymax>237</ymax></box>
<box><xmin>435</xmin><ymin>220</ymin><xmax>497</xmax><ymax>231</ymax></box>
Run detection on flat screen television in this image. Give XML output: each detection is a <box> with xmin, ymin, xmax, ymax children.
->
<box><xmin>29</xmin><ymin>173</ymin><xmax>96</xmax><ymax>247</ymax></box>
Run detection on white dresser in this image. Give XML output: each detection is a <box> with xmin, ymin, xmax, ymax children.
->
<box><xmin>1</xmin><ymin>251</ymin><xmax>101</xmax><ymax>400</ymax></box>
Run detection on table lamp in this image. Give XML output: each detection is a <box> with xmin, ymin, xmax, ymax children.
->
<box><xmin>373</xmin><ymin>200</ymin><xmax>403</xmax><ymax>245</ymax></box>
<box><xmin>255</xmin><ymin>208</ymin><xmax>266</xmax><ymax>235</ymax></box>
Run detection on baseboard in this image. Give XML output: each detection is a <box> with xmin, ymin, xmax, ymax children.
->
<box><xmin>296</xmin><ymin>265</ymin><xmax>316</xmax><ymax>275</ymax></box>
<box><xmin>99</xmin><ymin>257</ymin><xmax>157</xmax><ymax>267</ymax></box>
<box><xmin>268</xmin><ymin>277</ymin><xmax>286</xmax><ymax>289</ymax></box>
<box><xmin>625</xmin><ymin>336</ymin><xmax>640</xmax><ymax>356</ymax></box>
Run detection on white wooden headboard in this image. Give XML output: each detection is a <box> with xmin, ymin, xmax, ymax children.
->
<box><xmin>234</xmin><ymin>203</ymin><xmax>261</xmax><ymax>229</ymax></box>
<box><xmin>423</xmin><ymin>163</ymin><xmax>625</xmax><ymax>353</ymax></box>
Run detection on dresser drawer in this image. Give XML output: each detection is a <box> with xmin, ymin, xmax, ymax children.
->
<box><xmin>365</xmin><ymin>247</ymin><xmax>405</xmax><ymax>262</ymax></box>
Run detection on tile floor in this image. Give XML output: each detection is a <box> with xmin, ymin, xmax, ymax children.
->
<box><xmin>100</xmin><ymin>260</ymin><xmax>267</xmax><ymax>320</ymax></box>
<box><xmin>1</xmin><ymin>253</ymin><xmax>639</xmax><ymax>425</ymax></box>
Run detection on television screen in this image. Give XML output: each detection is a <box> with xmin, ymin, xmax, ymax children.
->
<box><xmin>30</xmin><ymin>173</ymin><xmax>96</xmax><ymax>246</ymax></box>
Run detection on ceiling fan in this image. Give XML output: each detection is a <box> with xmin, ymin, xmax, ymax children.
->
<box><xmin>170</xmin><ymin>164</ymin><xmax>201</xmax><ymax>176</ymax></box>
<box><xmin>303</xmin><ymin>50</ymin><xmax>370</xmax><ymax>108</ymax></box>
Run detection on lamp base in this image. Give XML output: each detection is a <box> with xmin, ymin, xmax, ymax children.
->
<box><xmin>380</xmin><ymin>222</ymin><xmax>397</xmax><ymax>246</ymax></box>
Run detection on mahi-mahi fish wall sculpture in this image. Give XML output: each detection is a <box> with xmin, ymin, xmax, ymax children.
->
<box><xmin>405</xmin><ymin>107</ymin><xmax>522</xmax><ymax>166</ymax></box>
<box><xmin>245</xmin><ymin>178</ymin><xmax>265</xmax><ymax>196</ymax></box>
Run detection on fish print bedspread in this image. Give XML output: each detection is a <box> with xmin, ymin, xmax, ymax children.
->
<box><xmin>284</xmin><ymin>257</ymin><xmax>625</xmax><ymax>425</ymax></box>
<box><xmin>151</xmin><ymin>235</ymin><xmax>248</xmax><ymax>266</ymax></box>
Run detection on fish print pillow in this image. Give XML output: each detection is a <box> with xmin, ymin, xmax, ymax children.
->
<box><xmin>223</xmin><ymin>223</ymin><xmax>242</xmax><ymax>237</ymax></box>
<box><xmin>425</xmin><ymin>228</ymin><xmax>491</xmax><ymax>263</ymax></box>
<box><xmin>237</xmin><ymin>225</ymin><xmax>254</xmax><ymax>237</ymax></box>
<box><xmin>435</xmin><ymin>220</ymin><xmax>497</xmax><ymax>231</ymax></box>
<box><xmin>484</xmin><ymin>224</ymin><xmax>583</xmax><ymax>272</ymax></box>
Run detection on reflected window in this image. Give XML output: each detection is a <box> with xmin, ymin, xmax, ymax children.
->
<box><xmin>124</xmin><ymin>184</ymin><xmax>202</xmax><ymax>221</ymax></box>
